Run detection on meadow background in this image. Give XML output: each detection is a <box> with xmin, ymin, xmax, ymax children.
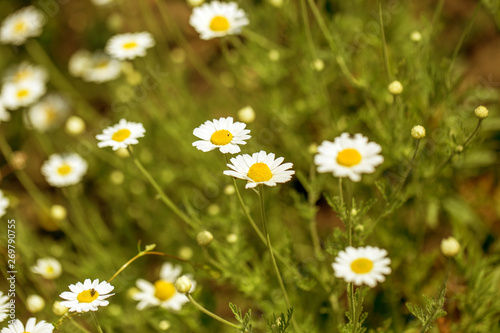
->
<box><xmin>0</xmin><ymin>0</ymin><xmax>500</xmax><ymax>332</ymax></box>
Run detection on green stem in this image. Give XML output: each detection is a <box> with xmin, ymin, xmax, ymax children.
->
<box><xmin>127</xmin><ymin>147</ymin><xmax>196</xmax><ymax>227</ymax></box>
<box><xmin>68</xmin><ymin>317</ymin><xmax>93</xmax><ymax>333</ymax></box>
<box><xmin>241</xmin><ymin>29</ymin><xmax>281</xmax><ymax>50</ymax></box>
<box><xmin>392</xmin><ymin>139</ymin><xmax>422</xmax><ymax>198</ymax></box>
<box><xmin>308</xmin><ymin>165</ymin><xmax>324</xmax><ymax>259</ymax></box>
<box><xmin>90</xmin><ymin>312</ymin><xmax>104</xmax><ymax>333</ymax></box>
<box><xmin>378</xmin><ymin>0</ymin><xmax>392</xmax><ymax>81</ymax></box>
<box><xmin>299</xmin><ymin>0</ymin><xmax>317</xmax><ymax>59</ymax></box>
<box><xmin>186</xmin><ymin>294</ymin><xmax>241</xmax><ymax>330</ymax></box>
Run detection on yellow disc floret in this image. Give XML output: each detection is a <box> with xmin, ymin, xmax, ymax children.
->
<box><xmin>57</xmin><ymin>164</ymin><xmax>72</xmax><ymax>176</ymax></box>
<box><xmin>210</xmin><ymin>129</ymin><xmax>233</xmax><ymax>145</ymax></box>
<box><xmin>77</xmin><ymin>288</ymin><xmax>99</xmax><ymax>303</ymax></box>
<box><xmin>350</xmin><ymin>258</ymin><xmax>374</xmax><ymax>274</ymax></box>
<box><xmin>336</xmin><ymin>148</ymin><xmax>362</xmax><ymax>167</ymax></box>
<box><xmin>16</xmin><ymin>89</ymin><xmax>29</xmax><ymax>98</ymax></box>
<box><xmin>123</xmin><ymin>42</ymin><xmax>138</xmax><ymax>49</ymax></box>
<box><xmin>154</xmin><ymin>280</ymin><xmax>176</xmax><ymax>301</ymax></box>
<box><xmin>112</xmin><ymin>129</ymin><xmax>131</xmax><ymax>142</ymax></box>
<box><xmin>247</xmin><ymin>163</ymin><xmax>273</xmax><ymax>182</ymax></box>
<box><xmin>209</xmin><ymin>16</ymin><xmax>230</xmax><ymax>32</ymax></box>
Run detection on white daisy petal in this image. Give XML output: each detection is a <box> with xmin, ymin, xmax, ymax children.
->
<box><xmin>0</xmin><ymin>6</ymin><xmax>45</xmax><ymax>46</ymax></box>
<box><xmin>59</xmin><ymin>279</ymin><xmax>114</xmax><ymax>313</ymax></box>
<box><xmin>41</xmin><ymin>153</ymin><xmax>88</xmax><ymax>187</ymax></box>
<box><xmin>105</xmin><ymin>32</ymin><xmax>155</xmax><ymax>60</ymax></box>
<box><xmin>96</xmin><ymin>119</ymin><xmax>146</xmax><ymax>150</ymax></box>
<box><xmin>192</xmin><ymin>116</ymin><xmax>251</xmax><ymax>154</ymax></box>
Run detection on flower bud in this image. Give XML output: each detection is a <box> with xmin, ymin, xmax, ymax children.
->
<box><xmin>312</xmin><ymin>59</ymin><xmax>324</xmax><ymax>71</ymax></box>
<box><xmin>50</xmin><ymin>205</ymin><xmax>67</xmax><ymax>220</ymax></box>
<box><xmin>308</xmin><ymin>143</ymin><xmax>318</xmax><ymax>155</ymax></box>
<box><xmin>474</xmin><ymin>105</ymin><xmax>489</xmax><ymax>119</ymax></box>
<box><xmin>26</xmin><ymin>295</ymin><xmax>45</xmax><ymax>313</ymax></box>
<box><xmin>411</xmin><ymin>125</ymin><xmax>426</xmax><ymax>139</ymax></box>
<box><xmin>207</xmin><ymin>204</ymin><xmax>220</xmax><ymax>216</ymax></box>
<box><xmin>179</xmin><ymin>246</ymin><xmax>194</xmax><ymax>260</ymax></box>
<box><xmin>410</xmin><ymin>31</ymin><xmax>422</xmax><ymax>42</ymax></box>
<box><xmin>268</xmin><ymin>49</ymin><xmax>280</xmax><ymax>61</ymax></box>
<box><xmin>10</xmin><ymin>151</ymin><xmax>27</xmax><ymax>170</ymax></box>
<box><xmin>187</xmin><ymin>0</ymin><xmax>204</xmax><ymax>7</ymax></box>
<box><xmin>441</xmin><ymin>236</ymin><xmax>460</xmax><ymax>257</ymax></box>
<box><xmin>65</xmin><ymin>116</ymin><xmax>86</xmax><ymax>135</ymax></box>
<box><xmin>269</xmin><ymin>0</ymin><xmax>283</xmax><ymax>8</ymax></box>
<box><xmin>223</xmin><ymin>185</ymin><xmax>235</xmax><ymax>195</ymax></box>
<box><xmin>455</xmin><ymin>145</ymin><xmax>464</xmax><ymax>154</ymax></box>
<box><xmin>388</xmin><ymin>80</ymin><xmax>403</xmax><ymax>95</ymax></box>
<box><xmin>52</xmin><ymin>301</ymin><xmax>68</xmax><ymax>316</ymax></box>
<box><xmin>238</xmin><ymin>106</ymin><xmax>255</xmax><ymax>123</ymax></box>
<box><xmin>196</xmin><ymin>230</ymin><xmax>213</xmax><ymax>246</ymax></box>
<box><xmin>226</xmin><ymin>233</ymin><xmax>238</xmax><ymax>243</ymax></box>
<box><xmin>159</xmin><ymin>320</ymin><xmax>171</xmax><ymax>331</ymax></box>
<box><xmin>175</xmin><ymin>275</ymin><xmax>192</xmax><ymax>294</ymax></box>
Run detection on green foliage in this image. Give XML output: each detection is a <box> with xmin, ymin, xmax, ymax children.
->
<box><xmin>267</xmin><ymin>308</ymin><xmax>294</xmax><ymax>333</ymax></box>
<box><xmin>229</xmin><ymin>302</ymin><xmax>254</xmax><ymax>333</ymax></box>
<box><xmin>406</xmin><ymin>288</ymin><xmax>447</xmax><ymax>332</ymax></box>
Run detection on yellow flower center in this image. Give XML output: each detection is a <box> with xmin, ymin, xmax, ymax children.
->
<box><xmin>14</xmin><ymin>21</ymin><xmax>26</xmax><ymax>33</ymax></box>
<box><xmin>154</xmin><ymin>280</ymin><xmax>176</xmax><ymax>301</ymax></box>
<box><xmin>95</xmin><ymin>61</ymin><xmax>109</xmax><ymax>69</ymax></box>
<box><xmin>14</xmin><ymin>70</ymin><xmax>30</xmax><ymax>82</ymax></box>
<box><xmin>57</xmin><ymin>164</ymin><xmax>72</xmax><ymax>175</ymax></box>
<box><xmin>210</xmin><ymin>129</ymin><xmax>233</xmax><ymax>145</ymax></box>
<box><xmin>247</xmin><ymin>163</ymin><xmax>273</xmax><ymax>182</ymax></box>
<box><xmin>111</xmin><ymin>129</ymin><xmax>131</xmax><ymax>142</ymax></box>
<box><xmin>16</xmin><ymin>89</ymin><xmax>29</xmax><ymax>98</ymax></box>
<box><xmin>122</xmin><ymin>41</ymin><xmax>137</xmax><ymax>49</ymax></box>
<box><xmin>46</xmin><ymin>108</ymin><xmax>56</xmax><ymax>121</ymax></box>
<box><xmin>77</xmin><ymin>288</ymin><xmax>99</xmax><ymax>303</ymax></box>
<box><xmin>46</xmin><ymin>266</ymin><xmax>55</xmax><ymax>274</ymax></box>
<box><xmin>209</xmin><ymin>16</ymin><xmax>230</xmax><ymax>32</ymax></box>
<box><xmin>350</xmin><ymin>258</ymin><xmax>374</xmax><ymax>274</ymax></box>
<box><xmin>336</xmin><ymin>148</ymin><xmax>362</xmax><ymax>167</ymax></box>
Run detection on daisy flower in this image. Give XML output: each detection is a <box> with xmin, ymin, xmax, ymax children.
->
<box><xmin>0</xmin><ymin>6</ymin><xmax>45</xmax><ymax>45</ymax></box>
<box><xmin>3</xmin><ymin>62</ymin><xmax>48</xmax><ymax>85</ymax></box>
<box><xmin>1</xmin><ymin>80</ymin><xmax>46</xmax><ymax>110</ymax></box>
<box><xmin>59</xmin><ymin>279</ymin><xmax>114</xmax><ymax>313</ymax></box>
<box><xmin>0</xmin><ymin>318</ymin><xmax>53</xmax><ymax>333</ymax></box>
<box><xmin>81</xmin><ymin>52</ymin><xmax>122</xmax><ymax>83</ymax></box>
<box><xmin>26</xmin><ymin>94</ymin><xmax>70</xmax><ymax>132</ymax></box>
<box><xmin>189</xmin><ymin>1</ymin><xmax>249</xmax><ymax>40</ymax></box>
<box><xmin>41</xmin><ymin>153</ymin><xmax>88</xmax><ymax>187</ymax></box>
<box><xmin>332</xmin><ymin>246</ymin><xmax>391</xmax><ymax>288</ymax></box>
<box><xmin>192</xmin><ymin>116</ymin><xmax>250</xmax><ymax>154</ymax></box>
<box><xmin>0</xmin><ymin>190</ymin><xmax>9</xmax><ymax>218</ymax></box>
<box><xmin>105</xmin><ymin>32</ymin><xmax>155</xmax><ymax>60</ymax></box>
<box><xmin>133</xmin><ymin>263</ymin><xmax>195</xmax><ymax>311</ymax></box>
<box><xmin>0</xmin><ymin>291</ymin><xmax>8</xmax><ymax>323</ymax></box>
<box><xmin>223</xmin><ymin>150</ymin><xmax>295</xmax><ymax>189</ymax></box>
<box><xmin>314</xmin><ymin>133</ymin><xmax>384</xmax><ymax>182</ymax></box>
<box><xmin>96</xmin><ymin>119</ymin><xmax>146</xmax><ymax>151</ymax></box>
<box><xmin>31</xmin><ymin>257</ymin><xmax>62</xmax><ymax>279</ymax></box>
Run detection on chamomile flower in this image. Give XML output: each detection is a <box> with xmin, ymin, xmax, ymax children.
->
<box><xmin>3</xmin><ymin>62</ymin><xmax>48</xmax><ymax>85</ymax></box>
<box><xmin>192</xmin><ymin>116</ymin><xmax>250</xmax><ymax>154</ymax></box>
<box><xmin>314</xmin><ymin>133</ymin><xmax>384</xmax><ymax>182</ymax></box>
<box><xmin>332</xmin><ymin>246</ymin><xmax>391</xmax><ymax>288</ymax></box>
<box><xmin>41</xmin><ymin>153</ymin><xmax>88</xmax><ymax>187</ymax></box>
<box><xmin>133</xmin><ymin>263</ymin><xmax>195</xmax><ymax>311</ymax></box>
<box><xmin>0</xmin><ymin>318</ymin><xmax>54</xmax><ymax>333</ymax></box>
<box><xmin>26</xmin><ymin>94</ymin><xmax>70</xmax><ymax>132</ymax></box>
<box><xmin>0</xmin><ymin>190</ymin><xmax>10</xmax><ymax>218</ymax></box>
<box><xmin>31</xmin><ymin>257</ymin><xmax>62</xmax><ymax>279</ymax></box>
<box><xmin>81</xmin><ymin>52</ymin><xmax>122</xmax><ymax>83</ymax></box>
<box><xmin>223</xmin><ymin>150</ymin><xmax>295</xmax><ymax>189</ymax></box>
<box><xmin>189</xmin><ymin>1</ymin><xmax>249</xmax><ymax>40</ymax></box>
<box><xmin>0</xmin><ymin>291</ymin><xmax>8</xmax><ymax>323</ymax></box>
<box><xmin>1</xmin><ymin>80</ymin><xmax>46</xmax><ymax>110</ymax></box>
<box><xmin>59</xmin><ymin>279</ymin><xmax>115</xmax><ymax>313</ymax></box>
<box><xmin>105</xmin><ymin>32</ymin><xmax>155</xmax><ymax>60</ymax></box>
<box><xmin>0</xmin><ymin>6</ymin><xmax>45</xmax><ymax>45</ymax></box>
<box><xmin>96</xmin><ymin>119</ymin><xmax>146</xmax><ymax>150</ymax></box>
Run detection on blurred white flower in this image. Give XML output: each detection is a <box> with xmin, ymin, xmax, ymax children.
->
<box><xmin>26</xmin><ymin>94</ymin><xmax>70</xmax><ymax>132</ymax></box>
<box><xmin>105</xmin><ymin>32</ymin><xmax>155</xmax><ymax>60</ymax></box>
<box><xmin>96</xmin><ymin>119</ymin><xmax>146</xmax><ymax>151</ymax></box>
<box><xmin>0</xmin><ymin>6</ymin><xmax>45</xmax><ymax>45</ymax></box>
<box><xmin>3</xmin><ymin>62</ymin><xmax>48</xmax><ymax>85</ymax></box>
<box><xmin>68</xmin><ymin>49</ymin><xmax>92</xmax><ymax>78</ymax></box>
<box><xmin>59</xmin><ymin>279</ymin><xmax>115</xmax><ymax>312</ymax></box>
<box><xmin>133</xmin><ymin>263</ymin><xmax>195</xmax><ymax>311</ymax></box>
<box><xmin>0</xmin><ymin>190</ymin><xmax>10</xmax><ymax>218</ymax></box>
<box><xmin>31</xmin><ymin>257</ymin><xmax>62</xmax><ymax>279</ymax></box>
<box><xmin>71</xmin><ymin>51</ymin><xmax>121</xmax><ymax>83</ymax></box>
<box><xmin>0</xmin><ymin>291</ymin><xmax>8</xmax><ymax>323</ymax></box>
<box><xmin>0</xmin><ymin>318</ymin><xmax>54</xmax><ymax>333</ymax></box>
<box><xmin>192</xmin><ymin>116</ymin><xmax>251</xmax><ymax>154</ymax></box>
<box><xmin>1</xmin><ymin>80</ymin><xmax>46</xmax><ymax>110</ymax></box>
<box><xmin>189</xmin><ymin>1</ymin><xmax>249</xmax><ymax>40</ymax></box>
<box><xmin>41</xmin><ymin>153</ymin><xmax>88</xmax><ymax>187</ymax></box>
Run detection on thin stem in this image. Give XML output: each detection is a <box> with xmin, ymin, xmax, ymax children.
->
<box><xmin>349</xmin><ymin>283</ymin><xmax>357</xmax><ymax>333</ymax></box>
<box><xmin>127</xmin><ymin>147</ymin><xmax>197</xmax><ymax>227</ymax></box>
<box><xmin>258</xmin><ymin>186</ymin><xmax>301</xmax><ymax>333</ymax></box>
<box><xmin>299</xmin><ymin>0</ymin><xmax>317</xmax><ymax>59</ymax></box>
<box><xmin>392</xmin><ymin>139</ymin><xmax>422</xmax><ymax>198</ymax></box>
<box><xmin>378</xmin><ymin>0</ymin><xmax>392</xmax><ymax>81</ymax></box>
<box><xmin>90</xmin><ymin>312</ymin><xmax>104</xmax><ymax>333</ymax></box>
<box><xmin>186</xmin><ymin>294</ymin><xmax>241</xmax><ymax>330</ymax></box>
<box><xmin>308</xmin><ymin>165</ymin><xmax>324</xmax><ymax>259</ymax></box>
<box><xmin>68</xmin><ymin>317</ymin><xmax>93</xmax><ymax>333</ymax></box>
<box><xmin>338</xmin><ymin>177</ymin><xmax>344</xmax><ymax>206</ymax></box>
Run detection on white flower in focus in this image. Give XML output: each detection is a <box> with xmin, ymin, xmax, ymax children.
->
<box><xmin>332</xmin><ymin>246</ymin><xmax>391</xmax><ymax>287</ymax></box>
<box><xmin>224</xmin><ymin>151</ymin><xmax>295</xmax><ymax>189</ymax></box>
<box><xmin>0</xmin><ymin>6</ymin><xmax>45</xmax><ymax>45</ymax></box>
<box><xmin>26</xmin><ymin>94</ymin><xmax>70</xmax><ymax>132</ymax></box>
<box><xmin>0</xmin><ymin>291</ymin><xmax>8</xmax><ymax>323</ymax></box>
<box><xmin>314</xmin><ymin>133</ymin><xmax>384</xmax><ymax>182</ymax></box>
<box><xmin>133</xmin><ymin>263</ymin><xmax>195</xmax><ymax>311</ymax></box>
<box><xmin>192</xmin><ymin>116</ymin><xmax>250</xmax><ymax>154</ymax></box>
<box><xmin>31</xmin><ymin>257</ymin><xmax>62</xmax><ymax>279</ymax></box>
<box><xmin>105</xmin><ymin>32</ymin><xmax>155</xmax><ymax>60</ymax></box>
<box><xmin>0</xmin><ymin>318</ymin><xmax>54</xmax><ymax>333</ymax></box>
<box><xmin>3</xmin><ymin>62</ymin><xmax>48</xmax><ymax>85</ymax></box>
<box><xmin>82</xmin><ymin>52</ymin><xmax>122</xmax><ymax>83</ymax></box>
<box><xmin>41</xmin><ymin>153</ymin><xmax>88</xmax><ymax>187</ymax></box>
<box><xmin>96</xmin><ymin>119</ymin><xmax>146</xmax><ymax>151</ymax></box>
<box><xmin>1</xmin><ymin>80</ymin><xmax>46</xmax><ymax>110</ymax></box>
<box><xmin>59</xmin><ymin>279</ymin><xmax>115</xmax><ymax>312</ymax></box>
<box><xmin>0</xmin><ymin>190</ymin><xmax>10</xmax><ymax>218</ymax></box>
<box><xmin>189</xmin><ymin>1</ymin><xmax>249</xmax><ymax>40</ymax></box>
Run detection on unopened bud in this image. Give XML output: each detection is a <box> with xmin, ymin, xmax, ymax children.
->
<box><xmin>268</xmin><ymin>49</ymin><xmax>280</xmax><ymax>61</ymax></box>
<box><xmin>187</xmin><ymin>0</ymin><xmax>204</xmax><ymax>7</ymax></box>
<box><xmin>411</xmin><ymin>125</ymin><xmax>426</xmax><ymax>139</ymax></box>
<box><xmin>223</xmin><ymin>185</ymin><xmax>235</xmax><ymax>195</ymax></box>
<box><xmin>474</xmin><ymin>105</ymin><xmax>489</xmax><ymax>119</ymax></box>
<box><xmin>455</xmin><ymin>145</ymin><xmax>463</xmax><ymax>153</ymax></box>
<box><xmin>26</xmin><ymin>295</ymin><xmax>45</xmax><ymax>313</ymax></box>
<box><xmin>441</xmin><ymin>236</ymin><xmax>460</xmax><ymax>257</ymax></box>
<box><xmin>388</xmin><ymin>80</ymin><xmax>403</xmax><ymax>95</ymax></box>
<box><xmin>226</xmin><ymin>233</ymin><xmax>238</xmax><ymax>243</ymax></box>
<box><xmin>159</xmin><ymin>320</ymin><xmax>171</xmax><ymax>331</ymax></box>
<box><xmin>238</xmin><ymin>106</ymin><xmax>255</xmax><ymax>123</ymax></box>
<box><xmin>52</xmin><ymin>301</ymin><xmax>68</xmax><ymax>316</ymax></box>
<box><xmin>10</xmin><ymin>151</ymin><xmax>27</xmax><ymax>170</ymax></box>
<box><xmin>410</xmin><ymin>31</ymin><xmax>422</xmax><ymax>42</ymax></box>
<box><xmin>312</xmin><ymin>59</ymin><xmax>324</xmax><ymax>71</ymax></box>
<box><xmin>65</xmin><ymin>116</ymin><xmax>86</xmax><ymax>135</ymax></box>
<box><xmin>50</xmin><ymin>205</ymin><xmax>67</xmax><ymax>220</ymax></box>
<box><xmin>174</xmin><ymin>275</ymin><xmax>192</xmax><ymax>294</ymax></box>
<box><xmin>197</xmin><ymin>230</ymin><xmax>213</xmax><ymax>246</ymax></box>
